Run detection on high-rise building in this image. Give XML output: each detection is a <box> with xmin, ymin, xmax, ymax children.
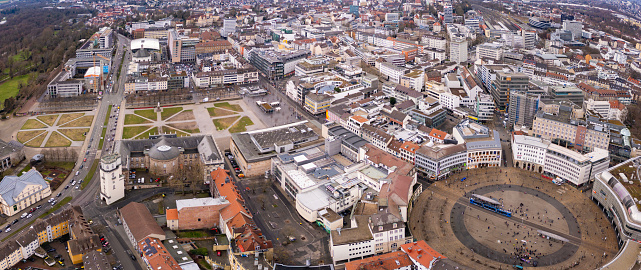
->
<box><xmin>222</xmin><ymin>19</ymin><xmax>237</xmax><ymax>37</ymax></box>
<box><xmin>522</xmin><ymin>30</ymin><xmax>537</xmax><ymax>49</ymax></box>
<box><xmin>562</xmin><ymin>20</ymin><xmax>583</xmax><ymax>40</ymax></box>
<box><xmin>449</xmin><ymin>37</ymin><xmax>468</xmax><ymax>63</ymax></box>
<box><xmin>490</xmin><ymin>72</ymin><xmax>529</xmax><ymax>110</ymax></box>
<box><xmin>443</xmin><ymin>5</ymin><xmax>453</xmax><ymax>24</ymax></box>
<box><xmin>508</xmin><ymin>91</ymin><xmax>539</xmax><ymax>128</ymax></box>
<box><xmin>100</xmin><ymin>154</ymin><xmax>125</xmax><ymax>205</ymax></box>
<box><xmin>168</xmin><ymin>29</ymin><xmax>199</xmax><ymax>63</ymax></box>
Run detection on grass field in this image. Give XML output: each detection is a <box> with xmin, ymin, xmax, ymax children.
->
<box><xmin>135</xmin><ymin>109</ymin><xmax>157</xmax><ymax>121</ymax></box>
<box><xmin>20</xmin><ymin>119</ymin><xmax>46</xmax><ymax>129</ymax></box>
<box><xmin>98</xmin><ymin>127</ymin><xmax>106</xmax><ymax>149</ymax></box>
<box><xmin>58</xmin><ymin>128</ymin><xmax>89</xmax><ymax>141</ymax></box>
<box><xmin>60</xmin><ymin>115</ymin><xmax>93</xmax><ymax>127</ymax></box>
<box><xmin>0</xmin><ymin>74</ymin><xmax>30</xmax><ymax>110</ymax></box>
<box><xmin>104</xmin><ymin>105</ymin><xmax>112</xmax><ymax>125</ymax></box>
<box><xmin>213</xmin><ymin>116</ymin><xmax>239</xmax><ymax>131</ymax></box>
<box><xmin>214</xmin><ymin>102</ymin><xmax>243</xmax><ymax>112</ymax></box>
<box><xmin>36</xmin><ymin>115</ymin><xmax>58</xmax><ymax>126</ymax></box>
<box><xmin>161</xmin><ymin>107</ymin><xmax>183</xmax><ymax>120</ymax></box>
<box><xmin>45</xmin><ymin>131</ymin><xmax>71</xmax><ymax>147</ymax></box>
<box><xmin>17</xmin><ymin>130</ymin><xmax>46</xmax><ymax>144</ymax></box>
<box><xmin>124</xmin><ymin>114</ymin><xmax>151</xmax><ymax>125</ymax></box>
<box><xmin>123</xmin><ymin>125</ymin><xmax>151</xmax><ymax>139</ymax></box>
<box><xmin>207</xmin><ymin>107</ymin><xmax>237</xmax><ymax>117</ymax></box>
<box><xmin>229</xmin><ymin>116</ymin><xmax>254</xmax><ymax>133</ymax></box>
<box><xmin>58</xmin><ymin>113</ymin><xmax>84</xmax><ymax>126</ymax></box>
<box><xmin>82</xmin><ymin>161</ymin><xmax>98</xmax><ymax>189</ymax></box>
<box><xmin>135</xmin><ymin>127</ymin><xmax>159</xmax><ymax>139</ymax></box>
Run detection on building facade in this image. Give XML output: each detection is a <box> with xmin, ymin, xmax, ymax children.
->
<box><xmin>99</xmin><ymin>154</ymin><xmax>125</xmax><ymax>205</ymax></box>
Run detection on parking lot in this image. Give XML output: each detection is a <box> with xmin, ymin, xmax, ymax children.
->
<box><xmin>242</xmin><ymin>88</ymin><xmax>307</xmax><ymax>128</ymax></box>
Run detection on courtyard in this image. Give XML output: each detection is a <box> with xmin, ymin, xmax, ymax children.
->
<box><xmin>410</xmin><ymin>167</ymin><xmax>619</xmax><ymax>270</ymax></box>
<box><xmin>16</xmin><ymin>112</ymin><xmax>95</xmax><ymax>147</ymax></box>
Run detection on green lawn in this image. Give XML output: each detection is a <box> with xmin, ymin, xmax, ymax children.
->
<box><xmin>81</xmin><ymin>161</ymin><xmax>98</xmax><ymax>189</ymax></box>
<box><xmin>213</xmin><ymin>102</ymin><xmax>243</xmax><ymax>112</ymax></box>
<box><xmin>124</xmin><ymin>114</ymin><xmax>151</xmax><ymax>125</ymax></box>
<box><xmin>0</xmin><ymin>74</ymin><xmax>30</xmax><ymax>110</ymax></box>
<box><xmin>104</xmin><ymin>105</ymin><xmax>112</xmax><ymax>125</ymax></box>
<box><xmin>44</xmin><ymin>161</ymin><xmax>75</xmax><ymax>171</ymax></box>
<box><xmin>20</xmin><ymin>119</ymin><xmax>46</xmax><ymax>129</ymax></box>
<box><xmin>134</xmin><ymin>109</ymin><xmax>157</xmax><ymax>121</ymax></box>
<box><xmin>229</xmin><ymin>116</ymin><xmax>254</xmax><ymax>133</ymax></box>
<box><xmin>123</xmin><ymin>125</ymin><xmax>151</xmax><ymax>139</ymax></box>
<box><xmin>135</xmin><ymin>127</ymin><xmax>159</xmax><ymax>139</ymax></box>
<box><xmin>207</xmin><ymin>107</ymin><xmax>237</xmax><ymax>117</ymax></box>
<box><xmin>98</xmin><ymin>127</ymin><xmax>106</xmax><ymax>149</ymax></box>
<box><xmin>176</xmin><ymin>230</ymin><xmax>209</xmax><ymax>238</ymax></box>
<box><xmin>161</xmin><ymin>107</ymin><xmax>183</xmax><ymax>120</ymax></box>
<box><xmin>213</xmin><ymin>116</ymin><xmax>239</xmax><ymax>131</ymax></box>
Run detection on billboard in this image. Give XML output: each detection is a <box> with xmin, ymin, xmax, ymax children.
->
<box><xmin>103</xmin><ymin>65</ymin><xmax>109</xmax><ymax>74</ymax></box>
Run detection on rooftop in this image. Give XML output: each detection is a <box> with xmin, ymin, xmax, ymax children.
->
<box><xmin>344</xmin><ymin>251</ymin><xmax>413</xmax><ymax>270</ymax></box>
<box><xmin>330</xmin><ymin>216</ymin><xmax>373</xmax><ymax>245</ymax></box>
<box><xmin>176</xmin><ymin>197</ymin><xmax>230</xmax><ymax>211</ymax></box>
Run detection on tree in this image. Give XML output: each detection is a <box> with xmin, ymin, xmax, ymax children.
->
<box><xmin>3</xmin><ymin>97</ymin><xmax>16</xmax><ymax>112</ymax></box>
<box><xmin>390</xmin><ymin>97</ymin><xmax>397</xmax><ymax>107</ymax></box>
<box><xmin>334</xmin><ymin>86</ymin><xmax>341</xmax><ymax>93</ymax></box>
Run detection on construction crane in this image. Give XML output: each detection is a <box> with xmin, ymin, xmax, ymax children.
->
<box><xmin>92</xmin><ymin>52</ymin><xmax>111</xmax><ymax>93</ymax></box>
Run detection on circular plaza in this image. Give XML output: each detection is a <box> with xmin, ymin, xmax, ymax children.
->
<box><xmin>409</xmin><ymin>167</ymin><xmax>620</xmax><ymax>269</ymax></box>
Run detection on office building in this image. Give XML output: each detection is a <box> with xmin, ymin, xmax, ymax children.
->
<box><xmin>490</xmin><ymin>72</ymin><xmax>528</xmax><ymax>111</ymax></box>
<box><xmin>168</xmin><ymin>29</ymin><xmax>199</xmax><ymax>63</ymax></box>
<box><xmin>508</xmin><ymin>91</ymin><xmax>540</xmax><ymax>128</ymax></box>
<box><xmin>443</xmin><ymin>5</ymin><xmax>453</xmax><ymax>24</ymax></box>
<box><xmin>99</xmin><ymin>154</ymin><xmax>125</xmax><ymax>205</ymax></box>
<box><xmin>549</xmin><ymin>85</ymin><xmax>584</xmax><ymax>106</ymax></box>
<box><xmin>532</xmin><ymin>108</ymin><xmax>610</xmax><ymax>152</ymax></box>
<box><xmin>562</xmin><ymin>20</ymin><xmax>583</xmax><ymax>40</ymax></box>
<box><xmin>415</xmin><ymin>142</ymin><xmax>467</xmax><ymax>181</ymax></box>
<box><xmin>544</xmin><ymin>144</ymin><xmax>607</xmax><ymax>186</ymax></box>
<box><xmin>511</xmin><ymin>134</ymin><xmax>549</xmax><ymax>172</ymax></box>
<box><xmin>522</xmin><ymin>31</ymin><xmax>537</xmax><ymax>49</ymax></box>
<box><xmin>249</xmin><ymin>49</ymin><xmax>310</xmax><ymax>79</ymax></box>
<box><xmin>453</xmin><ymin>120</ymin><xmax>502</xmax><ymax>169</ymax></box>
<box><xmin>221</xmin><ymin>19</ymin><xmax>237</xmax><ymax>37</ymax></box>
<box><xmin>449</xmin><ymin>37</ymin><xmax>468</xmax><ymax>63</ymax></box>
<box><xmin>379</xmin><ymin>62</ymin><xmax>407</xmax><ymax>83</ymax></box>
<box><xmin>305</xmin><ymin>92</ymin><xmax>333</xmax><ymax>115</ymax></box>
<box><xmin>476</xmin><ymin>43</ymin><xmax>503</xmax><ymax>61</ymax></box>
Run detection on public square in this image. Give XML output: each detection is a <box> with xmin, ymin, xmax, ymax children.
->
<box><xmin>410</xmin><ymin>167</ymin><xmax>619</xmax><ymax>269</ymax></box>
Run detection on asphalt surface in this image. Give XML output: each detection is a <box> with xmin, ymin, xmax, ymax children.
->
<box><xmin>450</xmin><ymin>184</ymin><xmax>581</xmax><ymax>267</ymax></box>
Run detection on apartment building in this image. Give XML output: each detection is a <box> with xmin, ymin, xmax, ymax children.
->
<box><xmin>421</xmin><ymin>35</ymin><xmax>446</xmax><ymax>50</ymax></box>
<box><xmin>476</xmin><ymin>42</ymin><xmax>503</xmax><ymax>61</ymax></box>
<box><xmin>400</xmin><ymin>70</ymin><xmax>424</xmax><ymax>91</ymax></box>
<box><xmin>305</xmin><ymin>92</ymin><xmax>333</xmax><ymax>115</ymax></box>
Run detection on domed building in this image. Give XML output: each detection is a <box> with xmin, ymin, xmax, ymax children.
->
<box><xmin>116</xmin><ymin>135</ymin><xmax>224</xmax><ymax>183</ymax></box>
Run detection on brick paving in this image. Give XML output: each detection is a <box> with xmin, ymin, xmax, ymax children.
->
<box><xmin>410</xmin><ymin>167</ymin><xmax>619</xmax><ymax>270</ymax></box>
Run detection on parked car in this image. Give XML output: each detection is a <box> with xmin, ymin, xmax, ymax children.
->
<box><xmin>5</xmin><ymin>227</ymin><xmax>10</xmax><ymax>233</ymax></box>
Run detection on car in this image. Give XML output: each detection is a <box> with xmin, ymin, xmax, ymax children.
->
<box><xmin>56</xmin><ymin>193</ymin><xmax>62</xmax><ymax>197</ymax></box>
<box><xmin>75</xmin><ymin>171</ymin><xmax>80</xmax><ymax>176</ymax></box>
<box><xmin>48</xmin><ymin>198</ymin><xmax>55</xmax><ymax>203</ymax></box>
<box><xmin>5</xmin><ymin>227</ymin><xmax>11</xmax><ymax>233</ymax></box>
<box><xmin>100</xmin><ymin>237</ymin><xmax>105</xmax><ymax>241</ymax></box>
<box><xmin>71</xmin><ymin>180</ymin><xmax>76</xmax><ymax>186</ymax></box>
<box><xmin>103</xmin><ymin>242</ymin><xmax>109</xmax><ymax>247</ymax></box>
<box><xmin>51</xmin><ymin>200</ymin><xmax>56</xmax><ymax>205</ymax></box>
<box><xmin>21</xmin><ymin>213</ymin><xmax>28</xmax><ymax>219</ymax></box>
<box><xmin>36</xmin><ymin>204</ymin><xmax>42</xmax><ymax>209</ymax></box>
<box><xmin>26</xmin><ymin>214</ymin><xmax>32</xmax><ymax>219</ymax></box>
<box><xmin>64</xmin><ymin>185</ymin><xmax>69</xmax><ymax>189</ymax></box>
<box><xmin>58</xmin><ymin>260</ymin><xmax>65</xmax><ymax>266</ymax></box>
<box><xmin>75</xmin><ymin>185</ymin><xmax>80</xmax><ymax>189</ymax></box>
<box><xmin>217</xmin><ymin>251</ymin><xmax>222</xmax><ymax>256</ymax></box>
<box><xmin>79</xmin><ymin>165</ymin><xmax>84</xmax><ymax>169</ymax></box>
<box><xmin>47</xmin><ymin>248</ymin><xmax>56</xmax><ymax>252</ymax></box>
<box><xmin>83</xmin><ymin>158</ymin><xmax>87</xmax><ymax>162</ymax></box>
<box><xmin>54</xmin><ymin>254</ymin><xmax>62</xmax><ymax>259</ymax></box>
<box><xmin>11</xmin><ymin>219</ymin><xmax>18</xmax><ymax>225</ymax></box>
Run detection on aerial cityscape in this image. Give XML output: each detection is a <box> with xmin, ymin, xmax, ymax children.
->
<box><xmin>1</xmin><ymin>0</ymin><xmax>641</xmax><ymax>269</ymax></box>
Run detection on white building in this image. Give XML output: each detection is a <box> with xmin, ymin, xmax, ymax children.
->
<box><xmin>443</xmin><ymin>5</ymin><xmax>453</xmax><ymax>24</ymax></box>
<box><xmin>562</xmin><ymin>20</ymin><xmax>583</xmax><ymax>40</ymax></box>
<box><xmin>0</xmin><ymin>169</ymin><xmax>52</xmax><ymax>217</ymax></box>
<box><xmin>511</xmin><ymin>134</ymin><xmax>549</xmax><ymax>172</ymax></box>
<box><xmin>99</xmin><ymin>154</ymin><xmax>125</xmax><ymax>205</ymax></box>
<box><xmin>453</xmin><ymin>120</ymin><xmax>502</xmax><ymax>169</ymax></box>
<box><xmin>421</xmin><ymin>35</ymin><xmax>446</xmax><ymax>50</ymax></box>
<box><xmin>330</xmin><ymin>216</ymin><xmax>374</xmax><ymax>264</ymax></box>
<box><xmin>584</xmin><ymin>99</ymin><xmax>611</xmax><ymax>117</ymax></box>
<box><xmin>476</xmin><ymin>42</ymin><xmax>503</xmax><ymax>61</ymax></box>
<box><xmin>522</xmin><ymin>31</ymin><xmax>537</xmax><ymax>49</ymax></box>
<box><xmin>475</xmin><ymin>93</ymin><xmax>495</xmax><ymax>122</ymax></box>
<box><xmin>450</xmin><ymin>38</ymin><xmax>468</xmax><ymax>63</ymax></box>
<box><xmin>543</xmin><ymin>144</ymin><xmax>593</xmax><ymax>186</ymax></box>
<box><xmin>221</xmin><ymin>19</ymin><xmax>237</xmax><ymax>37</ymax></box>
<box><xmin>46</xmin><ymin>70</ymin><xmax>84</xmax><ymax>98</ymax></box>
<box><xmin>370</xmin><ymin>212</ymin><xmax>410</xmax><ymax>253</ymax></box>
<box><xmin>379</xmin><ymin>62</ymin><xmax>407</xmax><ymax>83</ymax></box>
<box><xmin>415</xmin><ymin>142</ymin><xmax>467</xmax><ymax>180</ymax></box>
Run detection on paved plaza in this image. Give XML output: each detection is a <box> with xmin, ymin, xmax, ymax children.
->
<box><xmin>411</xmin><ymin>167</ymin><xmax>619</xmax><ymax>270</ymax></box>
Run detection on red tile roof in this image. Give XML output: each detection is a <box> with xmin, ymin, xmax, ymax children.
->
<box><xmin>345</xmin><ymin>251</ymin><xmax>413</xmax><ymax>270</ymax></box>
<box><xmin>401</xmin><ymin>240</ymin><xmax>445</xmax><ymax>268</ymax></box>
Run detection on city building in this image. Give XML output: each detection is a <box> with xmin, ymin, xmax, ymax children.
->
<box><xmin>249</xmin><ymin>49</ymin><xmax>310</xmax><ymax>79</ymax></box>
<box><xmin>490</xmin><ymin>72</ymin><xmax>529</xmax><ymax>111</ymax></box>
<box><xmin>46</xmin><ymin>70</ymin><xmax>84</xmax><ymax>98</ymax></box>
<box><xmin>99</xmin><ymin>154</ymin><xmax>125</xmax><ymax>205</ymax></box>
<box><xmin>67</xmin><ymin>207</ymin><xmax>102</xmax><ymax>264</ymax></box>
<box><xmin>116</xmin><ymin>135</ymin><xmax>223</xmax><ymax>184</ymax></box>
<box><xmin>511</xmin><ymin>133</ymin><xmax>549</xmax><ymax>173</ymax></box>
<box><xmin>137</xmin><ymin>237</ymin><xmax>181</xmax><ymax>270</ymax></box>
<box><xmin>167</xmin><ymin>197</ymin><xmax>230</xmax><ymax>230</ymax></box>
<box><xmin>443</xmin><ymin>5</ymin><xmax>453</xmax><ymax>24</ymax></box>
<box><xmin>449</xmin><ymin>38</ymin><xmax>468</xmax><ymax>64</ymax></box>
<box><xmin>400</xmin><ymin>241</ymin><xmax>446</xmax><ymax>270</ymax></box>
<box><xmin>415</xmin><ymin>142</ymin><xmax>467</xmax><ymax>181</ymax></box>
<box><xmin>453</xmin><ymin>120</ymin><xmax>502</xmax><ymax>169</ymax></box>
<box><xmin>548</xmin><ymin>85</ymin><xmax>584</xmax><ymax>106</ymax></box>
<box><xmin>562</xmin><ymin>20</ymin><xmax>583</xmax><ymax>40</ymax></box>
<box><xmin>229</xmin><ymin>121</ymin><xmax>321</xmax><ymax>177</ymax></box>
<box><xmin>476</xmin><ymin>43</ymin><xmax>503</xmax><ymax>61</ymax></box>
<box><xmin>379</xmin><ymin>62</ymin><xmax>407</xmax><ymax>83</ymax></box>
<box><xmin>221</xmin><ymin>19</ymin><xmax>237</xmax><ymax>37</ymax></box>
<box><xmin>529</xmin><ymin>17</ymin><xmax>551</xmax><ymax>29</ymax></box>
<box><xmin>305</xmin><ymin>92</ymin><xmax>333</xmax><ymax>115</ymax></box>
<box><xmin>532</xmin><ymin>108</ymin><xmax>610</xmax><ymax>152</ymax></box>
<box><xmin>0</xmin><ymin>169</ymin><xmax>52</xmax><ymax>217</ymax></box>
<box><xmin>508</xmin><ymin>91</ymin><xmax>540</xmax><ymax>129</ymax></box>
<box><xmin>168</xmin><ymin>29</ymin><xmax>199</xmax><ymax>63</ymax></box>
<box><xmin>344</xmin><ymin>251</ymin><xmax>413</xmax><ymax>270</ymax></box>
<box><xmin>544</xmin><ymin>143</ymin><xmax>608</xmax><ymax>186</ymax></box>
<box><xmin>400</xmin><ymin>70</ymin><xmax>424</xmax><ymax>91</ymax></box>
<box><xmin>330</xmin><ymin>216</ymin><xmax>374</xmax><ymax>264</ymax></box>
<box><xmin>82</xmin><ymin>251</ymin><xmax>110</xmax><ymax>270</ymax></box>
<box><xmin>119</xmin><ymin>202</ymin><xmax>166</xmax><ymax>247</ymax></box>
